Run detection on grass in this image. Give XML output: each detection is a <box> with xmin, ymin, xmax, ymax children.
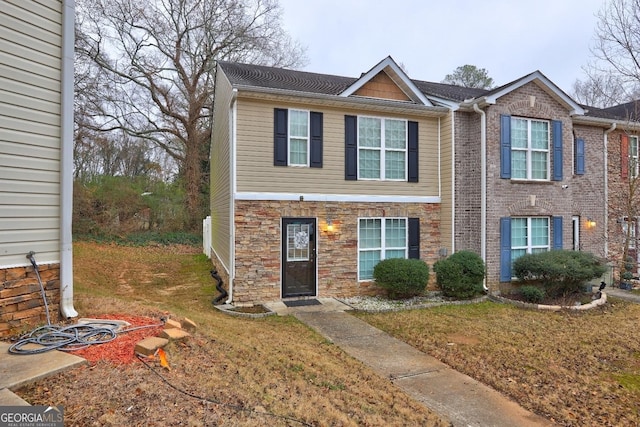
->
<box><xmin>18</xmin><ymin>241</ymin><xmax>640</xmax><ymax>425</ymax></box>
<box><xmin>356</xmin><ymin>300</ymin><xmax>640</xmax><ymax>426</ymax></box>
<box><xmin>17</xmin><ymin>242</ymin><xmax>447</xmax><ymax>426</ymax></box>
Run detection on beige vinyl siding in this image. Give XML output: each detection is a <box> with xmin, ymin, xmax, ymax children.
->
<box><xmin>439</xmin><ymin>112</ymin><xmax>453</xmax><ymax>253</ymax></box>
<box><xmin>0</xmin><ymin>1</ymin><xmax>63</xmax><ymax>267</ymax></box>
<box><xmin>235</xmin><ymin>99</ymin><xmax>440</xmax><ymax>197</ymax></box>
<box><xmin>210</xmin><ymin>71</ymin><xmax>234</xmax><ymax>272</ymax></box>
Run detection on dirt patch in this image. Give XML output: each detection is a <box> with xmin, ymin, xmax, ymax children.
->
<box><xmin>446</xmin><ymin>334</ymin><xmax>480</xmax><ymax>346</ymax></box>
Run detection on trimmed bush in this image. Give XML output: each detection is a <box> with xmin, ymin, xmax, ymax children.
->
<box><xmin>373</xmin><ymin>258</ymin><xmax>430</xmax><ymax>299</ymax></box>
<box><xmin>519</xmin><ymin>285</ymin><xmax>545</xmax><ymax>303</ymax></box>
<box><xmin>433</xmin><ymin>250</ymin><xmax>485</xmax><ymax>299</ymax></box>
<box><xmin>512</xmin><ymin>250</ymin><xmax>606</xmax><ymax>297</ymax></box>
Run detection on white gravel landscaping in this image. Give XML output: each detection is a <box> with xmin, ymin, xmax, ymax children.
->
<box><xmin>339</xmin><ymin>291</ymin><xmax>487</xmax><ymax>312</ymax></box>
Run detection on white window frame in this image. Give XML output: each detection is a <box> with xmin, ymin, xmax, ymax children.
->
<box><xmin>510</xmin><ymin>217</ymin><xmax>550</xmax><ymax>273</ymax></box>
<box><xmin>572</xmin><ymin>216</ymin><xmax>580</xmax><ymax>251</ymax></box>
<box><xmin>288</xmin><ymin>109</ymin><xmax>310</xmax><ymax>167</ymax></box>
<box><xmin>622</xmin><ymin>217</ymin><xmax>638</xmax><ymax>249</ymax></box>
<box><xmin>630</xmin><ymin>135</ymin><xmax>639</xmax><ymax>178</ymax></box>
<box><xmin>357</xmin><ymin>217</ymin><xmax>408</xmax><ymax>281</ymax></box>
<box><xmin>511</xmin><ymin>117</ymin><xmax>550</xmax><ymax>181</ymax></box>
<box><xmin>357</xmin><ymin>116</ymin><xmax>407</xmax><ymax>181</ymax></box>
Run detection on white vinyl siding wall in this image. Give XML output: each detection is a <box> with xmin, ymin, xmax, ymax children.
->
<box><xmin>0</xmin><ymin>1</ymin><xmax>63</xmax><ymax>267</ymax></box>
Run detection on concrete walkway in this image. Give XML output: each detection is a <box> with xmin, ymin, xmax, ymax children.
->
<box><xmin>0</xmin><ymin>342</ymin><xmax>86</xmax><ymax>406</ymax></box>
<box><xmin>605</xmin><ymin>287</ymin><xmax>640</xmax><ymax>303</ymax></box>
<box><xmin>266</xmin><ymin>298</ymin><xmax>552</xmax><ymax>427</ymax></box>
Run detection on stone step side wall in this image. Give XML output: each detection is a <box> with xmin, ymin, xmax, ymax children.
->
<box><xmin>0</xmin><ymin>264</ymin><xmax>60</xmax><ymax>337</ymax></box>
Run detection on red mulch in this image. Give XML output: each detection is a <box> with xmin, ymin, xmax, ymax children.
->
<box><xmin>69</xmin><ymin>314</ymin><xmax>164</xmax><ymax>365</ymax></box>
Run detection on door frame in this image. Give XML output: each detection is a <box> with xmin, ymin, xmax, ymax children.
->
<box><xmin>281</xmin><ymin>217</ymin><xmax>318</xmax><ymax>298</ymax></box>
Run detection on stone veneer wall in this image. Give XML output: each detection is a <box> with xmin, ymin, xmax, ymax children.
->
<box><xmin>231</xmin><ymin>200</ymin><xmax>441</xmax><ymax>304</ymax></box>
<box><xmin>0</xmin><ymin>264</ymin><xmax>60</xmax><ymax>337</ymax></box>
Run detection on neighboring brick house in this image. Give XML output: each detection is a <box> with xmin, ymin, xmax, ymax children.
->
<box><xmin>0</xmin><ymin>1</ymin><xmax>77</xmax><ymax>336</ymax></box>
<box><xmin>583</xmin><ymin>100</ymin><xmax>640</xmax><ymax>278</ymax></box>
<box><xmin>429</xmin><ymin>73</ymin><xmax>607</xmax><ymax>292</ymax></box>
<box><xmin>209</xmin><ymin>57</ymin><xmax>637</xmax><ymax>304</ymax></box>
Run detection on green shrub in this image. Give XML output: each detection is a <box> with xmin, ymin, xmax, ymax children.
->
<box><xmin>519</xmin><ymin>285</ymin><xmax>545</xmax><ymax>303</ymax></box>
<box><xmin>373</xmin><ymin>258</ymin><xmax>430</xmax><ymax>299</ymax></box>
<box><xmin>512</xmin><ymin>250</ymin><xmax>606</xmax><ymax>297</ymax></box>
<box><xmin>433</xmin><ymin>250</ymin><xmax>485</xmax><ymax>299</ymax></box>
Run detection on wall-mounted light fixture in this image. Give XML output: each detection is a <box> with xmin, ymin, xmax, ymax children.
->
<box><xmin>586</xmin><ymin>218</ymin><xmax>596</xmax><ymax>229</ymax></box>
<box><xmin>326</xmin><ymin>219</ymin><xmax>334</xmax><ymax>232</ymax></box>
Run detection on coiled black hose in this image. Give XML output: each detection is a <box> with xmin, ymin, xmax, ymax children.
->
<box><xmin>211</xmin><ymin>269</ymin><xmax>228</xmax><ymax>305</ymax></box>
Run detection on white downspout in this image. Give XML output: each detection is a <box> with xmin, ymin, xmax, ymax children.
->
<box><xmin>60</xmin><ymin>0</ymin><xmax>78</xmax><ymax>318</ymax></box>
<box><xmin>226</xmin><ymin>88</ymin><xmax>238</xmax><ymax>304</ymax></box>
<box><xmin>473</xmin><ymin>103</ymin><xmax>489</xmax><ymax>292</ymax></box>
<box><xmin>604</xmin><ymin>122</ymin><xmax>616</xmax><ymax>258</ymax></box>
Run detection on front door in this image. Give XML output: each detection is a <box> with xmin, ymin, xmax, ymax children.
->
<box><xmin>282</xmin><ymin>218</ymin><xmax>316</xmax><ymax>297</ymax></box>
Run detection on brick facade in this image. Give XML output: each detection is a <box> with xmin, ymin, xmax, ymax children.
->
<box><xmin>454</xmin><ymin>111</ymin><xmax>482</xmax><ymax>254</ymax></box>
<box><xmin>606</xmin><ymin>128</ymin><xmax>640</xmax><ymax>277</ymax></box>
<box><xmin>0</xmin><ymin>264</ymin><xmax>60</xmax><ymax>337</ymax></box>
<box><xmin>227</xmin><ymin>200</ymin><xmax>441</xmax><ymax>304</ymax></box>
<box><xmin>465</xmin><ymin>83</ymin><xmax>606</xmax><ymax>292</ymax></box>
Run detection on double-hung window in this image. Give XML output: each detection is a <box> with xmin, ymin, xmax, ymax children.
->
<box><xmin>630</xmin><ymin>136</ymin><xmax>639</xmax><ymax>178</ymax></box>
<box><xmin>288</xmin><ymin>110</ymin><xmax>309</xmax><ymax>166</ymax></box>
<box><xmin>501</xmin><ymin>216</ymin><xmax>562</xmax><ymax>281</ymax></box>
<box><xmin>622</xmin><ymin>217</ymin><xmax>638</xmax><ymax>249</ymax></box>
<box><xmin>511</xmin><ymin>117</ymin><xmax>550</xmax><ymax>180</ymax></box>
<box><xmin>358</xmin><ymin>218</ymin><xmax>407</xmax><ymax>280</ymax></box>
<box><xmin>274</xmin><ymin>108</ymin><xmax>323</xmax><ymax>168</ymax></box>
<box><xmin>358</xmin><ymin>117</ymin><xmax>407</xmax><ymax>180</ymax></box>
<box><xmin>510</xmin><ymin>217</ymin><xmax>549</xmax><ymax>277</ymax></box>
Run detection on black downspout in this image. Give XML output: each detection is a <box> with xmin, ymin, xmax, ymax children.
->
<box><xmin>211</xmin><ymin>269</ymin><xmax>228</xmax><ymax>305</ymax></box>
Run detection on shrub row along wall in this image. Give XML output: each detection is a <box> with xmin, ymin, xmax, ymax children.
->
<box><xmin>0</xmin><ymin>264</ymin><xmax>60</xmax><ymax>337</ymax></box>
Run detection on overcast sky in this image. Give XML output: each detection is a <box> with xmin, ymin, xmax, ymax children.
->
<box><xmin>278</xmin><ymin>0</ymin><xmax>607</xmax><ymax>93</ymax></box>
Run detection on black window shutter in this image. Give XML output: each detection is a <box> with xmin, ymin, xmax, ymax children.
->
<box><xmin>408</xmin><ymin>218</ymin><xmax>420</xmax><ymax>259</ymax></box>
<box><xmin>500</xmin><ymin>115</ymin><xmax>511</xmax><ymax>179</ymax></box>
<box><xmin>345</xmin><ymin>115</ymin><xmax>357</xmax><ymax>180</ymax></box>
<box><xmin>310</xmin><ymin>112</ymin><xmax>323</xmax><ymax>168</ymax></box>
<box><xmin>408</xmin><ymin>121</ymin><xmax>419</xmax><ymax>182</ymax></box>
<box><xmin>574</xmin><ymin>137</ymin><xmax>585</xmax><ymax>175</ymax></box>
<box><xmin>274</xmin><ymin>108</ymin><xmax>288</xmax><ymax>166</ymax></box>
<box><xmin>552</xmin><ymin>120</ymin><xmax>563</xmax><ymax>181</ymax></box>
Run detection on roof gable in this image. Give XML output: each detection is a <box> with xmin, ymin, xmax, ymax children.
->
<box><xmin>354</xmin><ymin>71</ymin><xmax>412</xmax><ymax>101</ymax></box>
<box><xmin>469</xmin><ymin>71</ymin><xmax>585</xmax><ymax>116</ymax></box>
<box><xmin>340</xmin><ymin>56</ymin><xmax>433</xmax><ymax>106</ymax></box>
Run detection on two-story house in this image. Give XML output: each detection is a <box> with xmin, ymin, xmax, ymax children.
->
<box><xmin>210</xmin><ymin>57</ymin><xmax>452</xmax><ymax>304</ymax></box>
<box><xmin>209</xmin><ymin>56</ymin><xmax>632</xmax><ymax>305</ymax></box>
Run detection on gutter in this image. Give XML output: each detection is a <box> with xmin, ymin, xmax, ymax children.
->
<box><xmin>60</xmin><ymin>0</ymin><xmax>77</xmax><ymax>318</ymax></box>
<box><xmin>473</xmin><ymin>103</ymin><xmax>489</xmax><ymax>292</ymax></box>
<box><xmin>233</xmin><ymin>85</ymin><xmax>449</xmax><ymax>117</ymax></box>
<box><xmin>226</xmin><ymin>88</ymin><xmax>238</xmax><ymax>304</ymax></box>
<box><xmin>604</xmin><ymin>123</ymin><xmax>617</xmax><ymax>258</ymax></box>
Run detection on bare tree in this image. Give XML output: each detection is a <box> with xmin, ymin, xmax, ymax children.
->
<box><xmin>442</xmin><ymin>65</ymin><xmax>494</xmax><ymax>89</ymax></box>
<box><xmin>571</xmin><ymin>71</ymin><xmax>630</xmax><ymax>108</ymax></box>
<box><xmin>75</xmin><ymin>0</ymin><xmax>306</xmax><ymax>229</ymax></box>
<box><xmin>575</xmin><ymin>0</ymin><xmax>640</xmax><ymax>108</ymax></box>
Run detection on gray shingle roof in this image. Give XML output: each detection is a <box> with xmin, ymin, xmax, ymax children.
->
<box><xmin>218</xmin><ymin>61</ymin><xmax>487</xmax><ymax>102</ymax></box>
<box><xmin>218</xmin><ymin>62</ymin><xmax>356</xmax><ymax>95</ymax></box>
<box><xmin>218</xmin><ymin>61</ymin><xmax>638</xmax><ymax>121</ymax></box>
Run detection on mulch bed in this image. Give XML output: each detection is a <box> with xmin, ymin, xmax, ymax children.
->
<box><xmin>69</xmin><ymin>314</ymin><xmax>165</xmax><ymax>365</ymax></box>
